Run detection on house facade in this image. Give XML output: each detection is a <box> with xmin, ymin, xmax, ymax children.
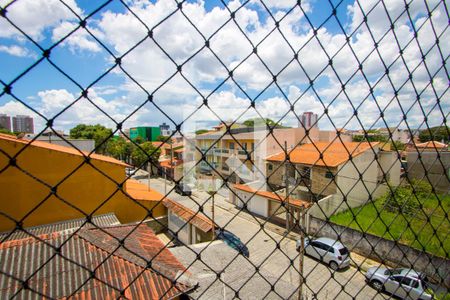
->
<box><xmin>195</xmin><ymin>123</ymin><xmax>319</xmax><ymax>183</ymax></box>
<box><xmin>266</xmin><ymin>142</ymin><xmax>401</xmax><ymax>211</ymax></box>
<box><xmin>0</xmin><ymin>134</ymin><xmax>166</xmax><ymax>231</ymax></box>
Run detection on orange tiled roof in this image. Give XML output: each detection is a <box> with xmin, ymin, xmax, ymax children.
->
<box><xmin>125</xmin><ymin>179</ymin><xmax>165</xmax><ymax>202</ymax></box>
<box><xmin>163</xmin><ymin>198</ymin><xmax>215</xmax><ymax>232</ymax></box>
<box><xmin>0</xmin><ymin>223</ymin><xmax>194</xmax><ymax>299</ymax></box>
<box><xmin>0</xmin><ymin>133</ymin><xmax>128</xmax><ymax>167</ymax></box>
<box><xmin>160</xmin><ymin>159</ymin><xmax>183</xmax><ymax>169</ymax></box>
<box><xmin>233</xmin><ymin>184</ymin><xmax>312</xmax><ymax>209</ymax></box>
<box><xmin>266</xmin><ymin>141</ymin><xmax>377</xmax><ymax>167</ymax></box>
<box><xmin>415</xmin><ymin>141</ymin><xmax>448</xmax><ymax>149</ymax></box>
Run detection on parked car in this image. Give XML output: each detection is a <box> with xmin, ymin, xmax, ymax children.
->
<box><xmin>216</xmin><ymin>230</ymin><xmax>249</xmax><ymax>257</ymax></box>
<box><xmin>365</xmin><ymin>267</ymin><xmax>433</xmax><ymax>300</ymax></box>
<box><xmin>296</xmin><ymin>237</ymin><xmax>350</xmax><ymax>270</ymax></box>
<box><xmin>175</xmin><ymin>182</ymin><xmax>192</xmax><ymax>196</ymax></box>
<box><xmin>125</xmin><ymin>167</ymin><xmax>134</xmax><ymax>176</ymax></box>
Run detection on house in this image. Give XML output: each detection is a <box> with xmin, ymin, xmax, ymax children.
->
<box><xmin>163</xmin><ymin>198</ymin><xmax>215</xmax><ymax>245</ymax></box>
<box><xmin>195</xmin><ymin>122</ymin><xmax>319</xmax><ymax>183</ymax></box>
<box><xmin>0</xmin><ymin>216</ymin><xmax>196</xmax><ymax>299</ymax></box>
<box><xmin>266</xmin><ymin>141</ymin><xmax>401</xmax><ymax>214</ymax></box>
<box><xmin>0</xmin><ymin>133</ymin><xmax>166</xmax><ymax>231</ymax></box>
<box><xmin>231</xmin><ymin>183</ymin><xmax>312</xmax><ymax>225</ymax></box>
<box><xmin>406</xmin><ymin>141</ymin><xmax>449</xmax><ymax>193</ymax></box>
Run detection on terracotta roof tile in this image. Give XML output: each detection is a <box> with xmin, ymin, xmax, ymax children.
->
<box><xmin>415</xmin><ymin>141</ymin><xmax>448</xmax><ymax>149</ymax></box>
<box><xmin>233</xmin><ymin>184</ymin><xmax>312</xmax><ymax>209</ymax></box>
<box><xmin>266</xmin><ymin>141</ymin><xmax>377</xmax><ymax>167</ymax></box>
<box><xmin>125</xmin><ymin>179</ymin><xmax>166</xmax><ymax>202</ymax></box>
<box><xmin>0</xmin><ymin>222</ymin><xmax>195</xmax><ymax>299</ymax></box>
<box><xmin>0</xmin><ymin>133</ymin><xmax>128</xmax><ymax>167</ymax></box>
<box><xmin>162</xmin><ymin>199</ymin><xmax>215</xmax><ymax>233</ymax></box>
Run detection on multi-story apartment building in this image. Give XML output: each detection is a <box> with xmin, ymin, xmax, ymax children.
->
<box><xmin>195</xmin><ymin>123</ymin><xmax>319</xmax><ymax>183</ymax></box>
<box><xmin>299</xmin><ymin>112</ymin><xmax>318</xmax><ymax>129</ymax></box>
<box><xmin>0</xmin><ymin>114</ymin><xmax>11</xmax><ymax>131</ymax></box>
<box><xmin>12</xmin><ymin>115</ymin><xmax>34</xmax><ymax>133</ymax></box>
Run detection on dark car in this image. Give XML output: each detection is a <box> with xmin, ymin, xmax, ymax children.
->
<box><xmin>216</xmin><ymin>230</ymin><xmax>249</xmax><ymax>257</ymax></box>
<box><xmin>174</xmin><ymin>182</ymin><xmax>192</xmax><ymax>196</ymax></box>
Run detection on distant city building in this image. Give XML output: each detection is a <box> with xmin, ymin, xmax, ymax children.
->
<box><xmin>299</xmin><ymin>112</ymin><xmax>318</xmax><ymax>130</ymax></box>
<box><xmin>159</xmin><ymin>122</ymin><xmax>173</xmax><ymax>136</ymax></box>
<box><xmin>12</xmin><ymin>115</ymin><xmax>34</xmax><ymax>133</ymax></box>
<box><xmin>129</xmin><ymin>126</ymin><xmax>161</xmax><ymax>142</ymax></box>
<box><xmin>0</xmin><ymin>114</ymin><xmax>11</xmax><ymax>131</ymax></box>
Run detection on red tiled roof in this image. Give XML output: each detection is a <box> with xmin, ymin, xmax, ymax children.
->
<box><xmin>163</xmin><ymin>199</ymin><xmax>215</xmax><ymax>233</ymax></box>
<box><xmin>0</xmin><ymin>133</ymin><xmax>128</xmax><ymax>167</ymax></box>
<box><xmin>160</xmin><ymin>159</ymin><xmax>183</xmax><ymax>169</ymax></box>
<box><xmin>0</xmin><ymin>213</ymin><xmax>120</xmax><ymax>241</ymax></box>
<box><xmin>266</xmin><ymin>141</ymin><xmax>377</xmax><ymax>167</ymax></box>
<box><xmin>125</xmin><ymin>179</ymin><xmax>165</xmax><ymax>202</ymax></box>
<box><xmin>0</xmin><ymin>223</ymin><xmax>194</xmax><ymax>299</ymax></box>
<box><xmin>233</xmin><ymin>184</ymin><xmax>312</xmax><ymax>209</ymax></box>
<box><xmin>415</xmin><ymin>141</ymin><xmax>448</xmax><ymax>149</ymax></box>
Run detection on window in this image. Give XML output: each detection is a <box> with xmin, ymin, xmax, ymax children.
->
<box><xmin>229</xmin><ymin>142</ymin><xmax>234</xmax><ymax>150</ymax></box>
<box><xmin>242</xmin><ymin>142</ymin><xmax>247</xmax><ymax>150</ymax></box>
<box><xmin>268</xmin><ymin>163</ymin><xmax>273</xmax><ymax>171</ymax></box>
<box><xmin>300</xmin><ymin>167</ymin><xmax>311</xmax><ymax>179</ymax></box>
<box><xmin>325</xmin><ymin>171</ymin><xmax>334</xmax><ymax>179</ymax></box>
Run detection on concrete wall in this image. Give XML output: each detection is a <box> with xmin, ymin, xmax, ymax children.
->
<box><xmin>318</xmin><ymin>131</ymin><xmax>352</xmax><ymax>143</ymax></box>
<box><xmin>168</xmin><ymin>210</ymin><xmax>191</xmax><ymax>244</ymax></box>
<box><xmin>308</xmin><ymin>216</ymin><xmax>450</xmax><ymax>287</ymax></box>
<box><xmin>407</xmin><ymin>151</ymin><xmax>450</xmax><ymax>193</ymax></box>
<box><xmin>336</xmin><ymin>146</ymin><xmax>384</xmax><ymax>208</ymax></box>
<box><xmin>378</xmin><ymin>151</ymin><xmax>401</xmax><ymax>186</ymax></box>
<box><xmin>35</xmin><ymin>137</ymin><xmax>95</xmax><ymax>152</ymax></box>
<box><xmin>235</xmin><ymin>189</ymin><xmax>269</xmax><ymax>217</ymax></box>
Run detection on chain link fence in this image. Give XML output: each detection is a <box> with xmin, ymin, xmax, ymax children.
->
<box><xmin>0</xmin><ymin>0</ymin><xmax>448</xmax><ymax>299</ymax></box>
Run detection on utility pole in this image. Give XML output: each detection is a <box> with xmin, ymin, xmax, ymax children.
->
<box><xmin>147</xmin><ymin>161</ymin><xmax>151</xmax><ymax>190</ymax></box>
<box><xmin>284</xmin><ymin>141</ymin><xmax>290</xmax><ymax>231</ymax></box>
<box><xmin>211</xmin><ymin>173</ymin><xmax>216</xmax><ymax>239</ymax></box>
<box><xmin>298</xmin><ymin>207</ymin><xmax>306</xmax><ymax>300</ymax></box>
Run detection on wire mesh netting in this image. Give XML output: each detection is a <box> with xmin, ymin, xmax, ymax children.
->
<box><xmin>0</xmin><ymin>0</ymin><xmax>449</xmax><ymax>299</ymax></box>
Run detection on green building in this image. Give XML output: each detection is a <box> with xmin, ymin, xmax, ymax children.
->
<box><xmin>129</xmin><ymin>127</ymin><xmax>161</xmax><ymax>142</ymax></box>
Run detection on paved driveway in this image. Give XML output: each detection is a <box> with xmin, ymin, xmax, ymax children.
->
<box><xmin>140</xmin><ymin>178</ymin><xmax>387</xmax><ymax>299</ymax></box>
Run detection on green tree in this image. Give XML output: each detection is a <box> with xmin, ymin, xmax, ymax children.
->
<box><xmin>131</xmin><ymin>142</ymin><xmax>161</xmax><ymax>175</ymax></box>
<box><xmin>380</xmin><ymin>180</ymin><xmax>431</xmax><ymax>215</ymax></box>
<box><xmin>243</xmin><ymin>118</ymin><xmax>280</xmax><ymax>128</ymax></box>
<box><xmin>106</xmin><ymin>137</ymin><xmax>133</xmax><ymax>162</ymax></box>
<box><xmin>418</xmin><ymin>126</ymin><xmax>449</xmax><ymax>143</ymax></box>
<box><xmin>391</xmin><ymin>140</ymin><xmax>406</xmax><ymax>151</ymax></box>
<box><xmin>195</xmin><ymin>129</ymin><xmax>209</xmax><ymax>135</ymax></box>
<box><xmin>0</xmin><ymin>128</ymin><xmax>15</xmax><ymax>136</ymax></box>
<box><xmin>156</xmin><ymin>135</ymin><xmax>170</xmax><ymax>142</ymax></box>
<box><xmin>69</xmin><ymin>124</ymin><xmax>113</xmax><ymax>154</ymax></box>
<box><xmin>352</xmin><ymin>133</ymin><xmax>388</xmax><ymax>143</ymax></box>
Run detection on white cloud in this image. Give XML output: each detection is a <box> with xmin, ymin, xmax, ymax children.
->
<box><xmin>0</xmin><ymin>0</ymin><xmax>82</xmax><ymax>40</ymax></box>
<box><xmin>0</xmin><ymin>0</ymin><xmax>447</xmax><ymax>133</ymax></box>
<box><xmin>52</xmin><ymin>21</ymin><xmax>103</xmax><ymax>53</ymax></box>
<box><xmin>0</xmin><ymin>44</ymin><xmax>35</xmax><ymax>57</ymax></box>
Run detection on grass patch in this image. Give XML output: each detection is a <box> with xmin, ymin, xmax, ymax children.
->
<box><xmin>330</xmin><ymin>194</ymin><xmax>450</xmax><ymax>257</ymax></box>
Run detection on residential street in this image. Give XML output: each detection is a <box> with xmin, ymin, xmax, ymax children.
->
<box><xmin>140</xmin><ymin>177</ymin><xmax>387</xmax><ymax>299</ymax></box>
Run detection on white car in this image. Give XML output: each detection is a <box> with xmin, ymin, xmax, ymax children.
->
<box><xmin>365</xmin><ymin>267</ymin><xmax>433</xmax><ymax>300</ymax></box>
<box><xmin>296</xmin><ymin>237</ymin><xmax>350</xmax><ymax>270</ymax></box>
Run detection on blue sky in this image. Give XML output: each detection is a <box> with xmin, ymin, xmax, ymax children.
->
<box><xmin>0</xmin><ymin>0</ymin><xmax>448</xmax><ymax>133</ymax></box>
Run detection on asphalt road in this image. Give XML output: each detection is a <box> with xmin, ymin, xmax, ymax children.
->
<box><xmin>141</xmin><ymin>177</ymin><xmax>388</xmax><ymax>299</ymax></box>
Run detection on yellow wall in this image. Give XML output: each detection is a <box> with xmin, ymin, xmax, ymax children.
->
<box><xmin>0</xmin><ymin>139</ymin><xmax>165</xmax><ymax>232</ymax></box>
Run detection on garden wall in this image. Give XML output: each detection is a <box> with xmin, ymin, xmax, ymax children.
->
<box><xmin>308</xmin><ymin>216</ymin><xmax>450</xmax><ymax>287</ymax></box>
